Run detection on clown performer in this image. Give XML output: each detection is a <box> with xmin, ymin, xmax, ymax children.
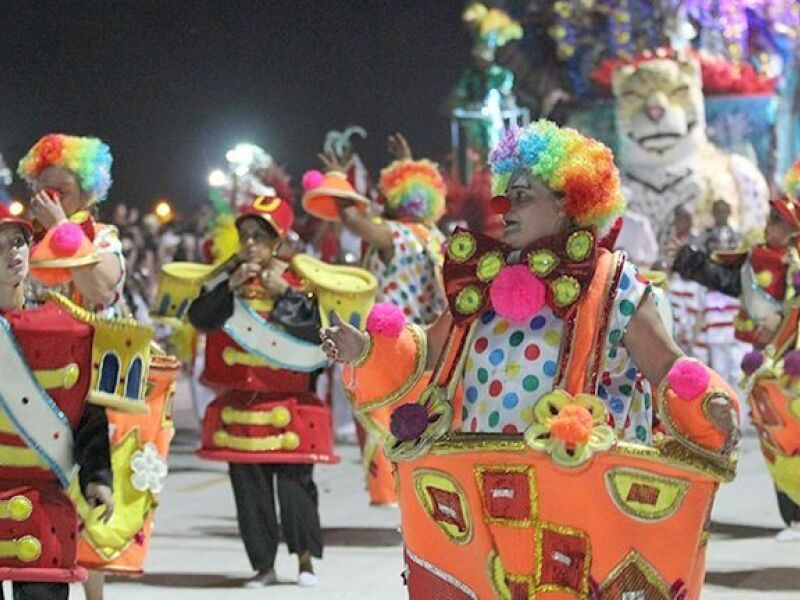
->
<box><xmin>674</xmin><ymin>160</ymin><xmax>800</xmax><ymax>542</ymax></box>
<box><xmin>322</xmin><ymin>121</ymin><xmax>740</xmax><ymax>599</ymax></box>
<box><xmin>188</xmin><ymin>195</ymin><xmax>354</xmax><ymax>588</ymax></box>
<box><xmin>17</xmin><ymin>134</ymin><xmax>177</xmax><ymax>600</ymax></box>
<box><xmin>0</xmin><ymin>205</ymin><xmax>113</xmax><ymax>600</ymax></box>
<box><xmin>303</xmin><ymin>133</ymin><xmax>448</xmax><ymax>506</ymax></box>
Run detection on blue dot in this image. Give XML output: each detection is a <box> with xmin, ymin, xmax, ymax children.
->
<box><xmin>466</xmin><ymin>387</ymin><xmax>478</xmax><ymax>404</ymax></box>
<box><xmin>409</xmin><ymin>284</ymin><xmax>417</xmax><ymax>293</ymax></box>
<box><xmin>625</xmin><ymin>367</ymin><xmax>638</xmax><ymax>381</ymax></box>
<box><xmin>530</xmin><ymin>315</ymin><xmax>546</xmax><ymax>330</ymax></box>
<box><xmin>543</xmin><ymin>361</ymin><xmax>557</xmax><ymax>377</ymax></box>
<box><xmin>489</xmin><ymin>349</ymin><xmax>505</xmax><ymax>366</ymax></box>
<box><xmin>482</xmin><ymin>310</ymin><xmax>496</xmax><ymax>324</ymax></box>
<box><xmin>421</xmin><ymin>276</ymin><xmax>428</xmax><ymax>284</ymax></box>
<box><xmin>502</xmin><ymin>392</ymin><xmax>519</xmax><ymax>409</ymax></box>
<box><xmin>619</xmin><ymin>274</ymin><xmax>631</xmax><ymax>291</ymax></box>
<box><xmin>610</xmin><ymin>398</ymin><xmax>625</xmax><ymax>413</ymax></box>
<box><xmin>597</xmin><ymin>385</ymin><xmax>608</xmax><ymax>400</ymax></box>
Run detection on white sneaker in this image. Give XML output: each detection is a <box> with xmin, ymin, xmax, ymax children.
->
<box><xmin>244</xmin><ymin>568</ymin><xmax>278</xmax><ymax>588</ymax></box>
<box><xmin>297</xmin><ymin>571</ymin><xmax>318</xmax><ymax>587</ymax></box>
<box><xmin>775</xmin><ymin>523</ymin><xmax>800</xmax><ymax>542</ymax></box>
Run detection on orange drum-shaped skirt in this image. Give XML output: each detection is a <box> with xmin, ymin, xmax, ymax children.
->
<box><xmin>77</xmin><ymin>355</ymin><xmax>180</xmax><ymax>573</ymax></box>
<box><xmin>748</xmin><ymin>377</ymin><xmax>800</xmax><ymax>506</ymax></box>
<box><xmin>396</xmin><ymin>437</ymin><xmax>717</xmax><ymax>600</ymax></box>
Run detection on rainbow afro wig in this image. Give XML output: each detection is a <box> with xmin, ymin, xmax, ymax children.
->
<box><xmin>784</xmin><ymin>158</ymin><xmax>800</xmax><ymax>201</ymax></box>
<box><xmin>489</xmin><ymin>120</ymin><xmax>625</xmax><ymax>232</ymax></box>
<box><xmin>17</xmin><ymin>134</ymin><xmax>113</xmax><ymax>202</ymax></box>
<box><xmin>379</xmin><ymin>159</ymin><xmax>446</xmax><ymax>224</ymax></box>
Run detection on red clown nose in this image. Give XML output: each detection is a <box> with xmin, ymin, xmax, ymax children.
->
<box><xmin>490</xmin><ymin>195</ymin><xmax>511</xmax><ymax>215</ymax></box>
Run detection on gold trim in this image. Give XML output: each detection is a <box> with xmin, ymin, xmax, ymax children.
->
<box><xmin>598</xmin><ymin>549</ymin><xmax>671</xmax><ymax>599</ymax></box>
<box><xmin>88</xmin><ymin>391</ymin><xmax>150</xmax><ymax>415</ymax></box>
<box><xmin>412</xmin><ymin>468</ymin><xmax>474</xmax><ymax>545</ymax></box>
<box><xmin>212</xmin><ymin>430</ymin><xmax>300</xmax><ymax>452</ymax></box>
<box><xmin>44</xmin><ymin>292</ymin><xmax>153</xmax><ymax>335</ymax></box>
<box><xmin>351</xmin><ymin>333</ymin><xmax>374</xmax><ymax>369</ymax></box>
<box><xmin>604</xmin><ymin>467</ymin><xmax>690</xmax><ymax>522</ymax></box>
<box><xmin>31</xmin><ymin>254</ymin><xmax>101</xmax><ymax>269</ymax></box>
<box><xmin>474</xmin><ymin>464</ymin><xmax>537</xmax><ymax>527</ymax></box>
<box><xmin>354</xmin><ymin>323</ymin><xmax>428</xmax><ymax>413</ymax></box>
<box><xmin>534</xmin><ymin>520</ymin><xmax>591</xmax><ymax>596</ymax></box>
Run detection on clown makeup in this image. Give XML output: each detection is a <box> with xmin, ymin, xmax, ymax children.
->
<box><xmin>32</xmin><ymin>165</ymin><xmax>90</xmax><ymax>217</ymax></box>
<box><xmin>501</xmin><ymin>169</ymin><xmax>570</xmax><ymax>250</ymax></box>
<box><xmin>238</xmin><ymin>217</ymin><xmax>278</xmax><ymax>266</ymax></box>
<box><xmin>0</xmin><ymin>224</ymin><xmax>30</xmax><ymax>289</ymax></box>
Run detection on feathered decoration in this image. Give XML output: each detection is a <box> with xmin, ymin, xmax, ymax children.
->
<box><xmin>324</xmin><ymin>126</ymin><xmax>367</xmax><ymax>160</ymax></box>
<box><xmin>18</xmin><ymin>134</ymin><xmax>113</xmax><ymax>202</ymax></box>
<box><xmin>784</xmin><ymin>159</ymin><xmax>800</xmax><ymax>200</ymax></box>
<box><xmin>211</xmin><ymin>214</ymin><xmax>240</xmax><ymax>264</ymax></box>
<box><xmin>463</xmin><ymin>3</ymin><xmax>523</xmax><ymax>50</ymax></box>
<box><xmin>380</xmin><ymin>159</ymin><xmax>446</xmax><ymax>224</ymax></box>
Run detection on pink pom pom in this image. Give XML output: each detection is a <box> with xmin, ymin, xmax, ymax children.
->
<box><xmin>49</xmin><ymin>222</ymin><xmax>84</xmax><ymax>256</ymax></box>
<box><xmin>302</xmin><ymin>170</ymin><xmax>325</xmax><ymax>191</ymax></box>
<box><xmin>366</xmin><ymin>302</ymin><xmax>406</xmax><ymax>338</ymax></box>
<box><xmin>490</xmin><ymin>265</ymin><xmax>545</xmax><ymax>322</ymax></box>
<box><xmin>667</xmin><ymin>359</ymin><xmax>710</xmax><ymax>402</ymax></box>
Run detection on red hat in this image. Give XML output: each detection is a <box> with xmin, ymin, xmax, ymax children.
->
<box><xmin>0</xmin><ymin>204</ymin><xmax>33</xmax><ymax>238</ymax></box>
<box><xmin>770</xmin><ymin>195</ymin><xmax>800</xmax><ymax>232</ymax></box>
<box><xmin>235</xmin><ymin>196</ymin><xmax>294</xmax><ymax>240</ymax></box>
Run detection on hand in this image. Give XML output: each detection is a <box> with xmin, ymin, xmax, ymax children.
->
<box><xmin>387</xmin><ymin>133</ymin><xmax>412</xmax><ymax>160</ymax></box>
<box><xmin>228</xmin><ymin>262</ymin><xmax>261</xmax><ymax>290</ymax></box>
<box><xmin>320</xmin><ymin>311</ymin><xmax>369</xmax><ymax>363</ymax></box>
<box><xmin>752</xmin><ymin>313</ymin><xmax>781</xmax><ymax>347</ymax></box>
<box><xmin>85</xmin><ymin>483</ymin><xmax>114</xmax><ymax>523</ymax></box>
<box><xmin>30</xmin><ymin>190</ymin><xmax>68</xmax><ymax>230</ymax></box>
<box><xmin>707</xmin><ymin>395</ymin><xmax>741</xmax><ymax>455</ymax></box>
<box><xmin>317</xmin><ymin>148</ymin><xmax>352</xmax><ymax>173</ymax></box>
<box><xmin>260</xmin><ymin>265</ymin><xmax>289</xmax><ymax>298</ymax></box>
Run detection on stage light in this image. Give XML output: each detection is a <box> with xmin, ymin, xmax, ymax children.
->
<box><xmin>208</xmin><ymin>169</ymin><xmax>227</xmax><ymax>187</ymax></box>
<box><xmin>155</xmin><ymin>200</ymin><xmax>173</xmax><ymax>221</ymax></box>
<box><xmin>8</xmin><ymin>200</ymin><xmax>23</xmax><ymax>216</ymax></box>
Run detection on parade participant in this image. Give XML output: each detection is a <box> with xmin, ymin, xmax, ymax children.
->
<box><xmin>188</xmin><ymin>196</ymin><xmax>332</xmax><ymax>588</ymax></box>
<box><xmin>0</xmin><ymin>205</ymin><xmax>114</xmax><ymax>600</ymax></box>
<box><xmin>322</xmin><ymin>121</ymin><xmax>740</xmax><ymax>599</ymax></box>
<box><xmin>17</xmin><ymin>134</ymin><xmax>173</xmax><ymax>600</ymax></box>
<box><xmin>303</xmin><ymin>133</ymin><xmax>448</xmax><ymax>506</ymax></box>
<box><xmin>674</xmin><ymin>161</ymin><xmax>800</xmax><ymax>542</ymax></box>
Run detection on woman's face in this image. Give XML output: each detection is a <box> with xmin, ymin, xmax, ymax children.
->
<box><xmin>501</xmin><ymin>169</ymin><xmax>569</xmax><ymax>249</ymax></box>
<box><xmin>32</xmin><ymin>166</ymin><xmax>89</xmax><ymax>216</ymax></box>
<box><xmin>0</xmin><ymin>224</ymin><xmax>29</xmax><ymax>286</ymax></box>
<box><xmin>238</xmin><ymin>218</ymin><xmax>277</xmax><ymax>265</ymax></box>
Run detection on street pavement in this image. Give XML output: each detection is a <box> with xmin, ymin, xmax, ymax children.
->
<box><xmin>39</xmin><ymin>377</ymin><xmax>800</xmax><ymax>599</ymax></box>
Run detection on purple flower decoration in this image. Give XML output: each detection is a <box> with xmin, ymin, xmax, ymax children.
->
<box><xmin>792</xmin><ymin>271</ymin><xmax>800</xmax><ymax>292</ymax></box>
<box><xmin>784</xmin><ymin>350</ymin><xmax>800</xmax><ymax>377</ymax></box>
<box><xmin>741</xmin><ymin>350</ymin><xmax>764</xmax><ymax>375</ymax></box>
<box><xmin>390</xmin><ymin>404</ymin><xmax>429</xmax><ymax>442</ymax></box>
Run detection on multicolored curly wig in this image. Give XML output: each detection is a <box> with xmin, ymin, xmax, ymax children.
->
<box><xmin>379</xmin><ymin>159</ymin><xmax>446</xmax><ymax>224</ymax></box>
<box><xmin>784</xmin><ymin>158</ymin><xmax>800</xmax><ymax>201</ymax></box>
<box><xmin>489</xmin><ymin>120</ymin><xmax>625</xmax><ymax>232</ymax></box>
<box><xmin>17</xmin><ymin>134</ymin><xmax>113</xmax><ymax>202</ymax></box>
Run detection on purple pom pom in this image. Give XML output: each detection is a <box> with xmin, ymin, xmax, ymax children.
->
<box><xmin>793</xmin><ymin>271</ymin><xmax>800</xmax><ymax>292</ymax></box>
<box><xmin>390</xmin><ymin>404</ymin><xmax>429</xmax><ymax>442</ymax></box>
<box><xmin>741</xmin><ymin>350</ymin><xmax>764</xmax><ymax>375</ymax></box>
<box><xmin>784</xmin><ymin>350</ymin><xmax>800</xmax><ymax>377</ymax></box>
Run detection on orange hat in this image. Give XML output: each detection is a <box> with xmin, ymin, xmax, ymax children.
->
<box><xmin>0</xmin><ymin>204</ymin><xmax>33</xmax><ymax>238</ymax></box>
<box><xmin>301</xmin><ymin>171</ymin><xmax>370</xmax><ymax>222</ymax></box>
<box><xmin>236</xmin><ymin>196</ymin><xmax>294</xmax><ymax>240</ymax></box>
<box><xmin>30</xmin><ymin>222</ymin><xmax>99</xmax><ymax>285</ymax></box>
<box><xmin>770</xmin><ymin>195</ymin><xmax>800</xmax><ymax>231</ymax></box>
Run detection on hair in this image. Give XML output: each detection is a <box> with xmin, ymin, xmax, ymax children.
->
<box><xmin>784</xmin><ymin>158</ymin><xmax>800</xmax><ymax>201</ymax></box>
<box><xmin>489</xmin><ymin>119</ymin><xmax>625</xmax><ymax>232</ymax></box>
<box><xmin>379</xmin><ymin>159</ymin><xmax>446</xmax><ymax>224</ymax></box>
<box><xmin>17</xmin><ymin>134</ymin><xmax>113</xmax><ymax>202</ymax></box>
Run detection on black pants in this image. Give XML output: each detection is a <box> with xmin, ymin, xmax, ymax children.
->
<box><xmin>229</xmin><ymin>462</ymin><xmax>322</xmax><ymax>572</ymax></box>
<box><xmin>777</xmin><ymin>488</ymin><xmax>800</xmax><ymax>526</ymax></box>
<box><xmin>0</xmin><ymin>582</ymin><xmax>67</xmax><ymax>600</ymax></box>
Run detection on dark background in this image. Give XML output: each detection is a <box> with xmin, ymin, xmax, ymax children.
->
<box><xmin>0</xmin><ymin>0</ymin><xmax>470</xmax><ymax>213</ymax></box>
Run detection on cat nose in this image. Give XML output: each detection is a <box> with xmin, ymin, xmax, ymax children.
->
<box><xmin>646</xmin><ymin>105</ymin><xmax>665</xmax><ymax>123</ymax></box>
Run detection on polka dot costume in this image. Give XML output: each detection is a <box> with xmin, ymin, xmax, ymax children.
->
<box><xmin>368</xmin><ymin>221</ymin><xmax>446</xmax><ymax>326</ymax></box>
<box><xmin>461</xmin><ymin>258</ymin><xmax>653</xmax><ymax>442</ymax></box>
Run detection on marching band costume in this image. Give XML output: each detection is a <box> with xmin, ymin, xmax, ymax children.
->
<box><xmin>674</xmin><ymin>162</ymin><xmax>800</xmax><ymax>541</ymax></box>
<box><xmin>187</xmin><ymin>196</ymin><xmax>373</xmax><ymax>585</ymax></box>
<box><xmin>342</xmin><ymin>122</ymin><xmax>739</xmax><ymax>599</ymax></box>
<box><xmin>17</xmin><ymin>135</ymin><xmax>177</xmax><ymax>578</ymax></box>
<box><xmin>303</xmin><ymin>157</ymin><xmax>447</xmax><ymax>506</ymax></box>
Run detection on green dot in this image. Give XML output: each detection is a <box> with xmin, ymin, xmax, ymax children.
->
<box><xmin>644</xmin><ymin>394</ymin><xmax>652</xmax><ymax>409</ymax></box>
<box><xmin>462</xmin><ymin>406</ymin><xmax>468</xmax><ymax>421</ymax></box>
<box><xmin>477</xmin><ymin>368</ymin><xmax>489</xmax><ymax>384</ymax></box>
<box><xmin>619</xmin><ymin>384</ymin><xmax>633</xmax><ymax>396</ymax></box>
<box><xmin>609</xmin><ymin>329</ymin><xmax>622</xmax><ymax>345</ymax></box>
<box><xmin>619</xmin><ymin>299</ymin><xmax>635</xmax><ymax>316</ymax></box>
<box><xmin>509</xmin><ymin>331</ymin><xmax>524</xmax><ymax>347</ymax></box>
<box><xmin>636</xmin><ymin>425</ymin><xmax>647</xmax><ymax>441</ymax></box>
<box><xmin>523</xmin><ymin>375</ymin><xmax>539</xmax><ymax>392</ymax></box>
<box><xmin>488</xmin><ymin>411</ymin><xmax>500</xmax><ymax>428</ymax></box>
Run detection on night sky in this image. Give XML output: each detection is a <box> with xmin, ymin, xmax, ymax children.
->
<box><xmin>1</xmin><ymin>1</ymin><xmax>471</xmax><ymax>214</ymax></box>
